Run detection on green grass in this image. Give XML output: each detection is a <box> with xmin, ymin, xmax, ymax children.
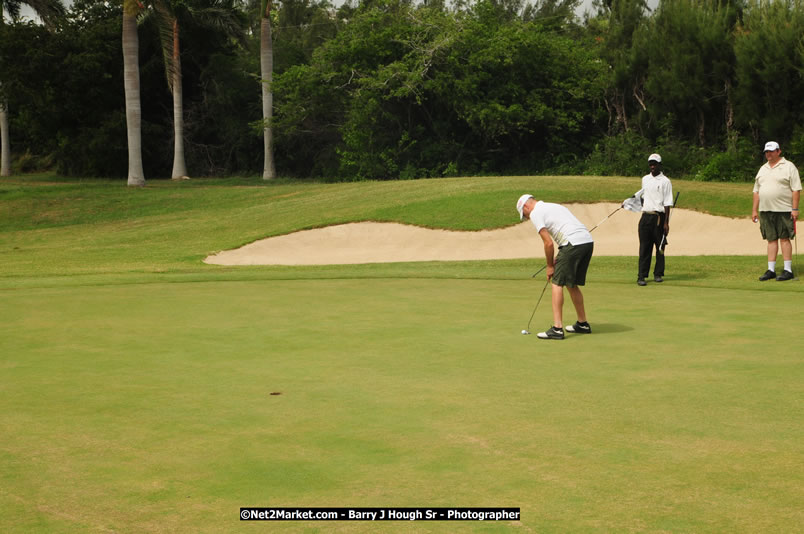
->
<box><xmin>1</xmin><ymin>175</ymin><xmax>802</xmax><ymax>533</ymax></box>
<box><xmin>0</xmin><ymin>174</ymin><xmax>755</xmax><ymax>281</ymax></box>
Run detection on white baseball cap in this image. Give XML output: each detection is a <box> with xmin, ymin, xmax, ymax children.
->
<box><xmin>648</xmin><ymin>153</ymin><xmax>662</xmax><ymax>163</ymax></box>
<box><xmin>516</xmin><ymin>194</ymin><xmax>533</xmax><ymax>221</ymax></box>
<box><xmin>764</xmin><ymin>141</ymin><xmax>780</xmax><ymax>152</ymax></box>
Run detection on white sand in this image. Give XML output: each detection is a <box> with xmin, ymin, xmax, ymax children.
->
<box><xmin>205</xmin><ymin>203</ymin><xmax>760</xmax><ymax>266</ymax></box>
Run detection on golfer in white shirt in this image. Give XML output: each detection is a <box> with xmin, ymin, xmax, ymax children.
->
<box><xmin>517</xmin><ymin>195</ymin><xmax>594</xmax><ymax>340</ymax></box>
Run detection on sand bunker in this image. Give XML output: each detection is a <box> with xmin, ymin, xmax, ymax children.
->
<box><xmin>205</xmin><ymin>203</ymin><xmax>761</xmax><ymax>266</ymax></box>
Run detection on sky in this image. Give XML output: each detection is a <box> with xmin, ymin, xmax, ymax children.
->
<box><xmin>577</xmin><ymin>0</ymin><xmax>660</xmax><ymax>17</ymax></box>
<box><xmin>16</xmin><ymin>0</ymin><xmax>659</xmax><ymax>24</ymax></box>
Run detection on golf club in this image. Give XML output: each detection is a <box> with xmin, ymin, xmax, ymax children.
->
<box><xmin>588</xmin><ymin>206</ymin><xmax>623</xmax><ymax>233</ymax></box>
<box><xmin>794</xmin><ymin>219</ymin><xmax>799</xmax><ymax>281</ymax></box>
<box><xmin>658</xmin><ymin>191</ymin><xmax>681</xmax><ymax>254</ymax></box>
<box><xmin>522</xmin><ymin>277</ymin><xmax>550</xmax><ymax>335</ymax></box>
<box><xmin>531</xmin><ymin>265</ymin><xmax>547</xmax><ymax>278</ymax></box>
<box><xmin>531</xmin><ymin>206</ymin><xmax>622</xmax><ymax>277</ymax></box>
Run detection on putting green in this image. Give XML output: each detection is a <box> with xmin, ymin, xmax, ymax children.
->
<box><xmin>2</xmin><ymin>273</ymin><xmax>802</xmax><ymax>532</ymax></box>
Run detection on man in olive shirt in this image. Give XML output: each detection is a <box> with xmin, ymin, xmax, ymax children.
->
<box><xmin>752</xmin><ymin>141</ymin><xmax>801</xmax><ymax>281</ymax></box>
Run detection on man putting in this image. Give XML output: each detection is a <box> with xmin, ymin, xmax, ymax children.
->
<box><xmin>517</xmin><ymin>194</ymin><xmax>594</xmax><ymax>340</ymax></box>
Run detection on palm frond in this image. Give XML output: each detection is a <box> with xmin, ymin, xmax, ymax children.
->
<box><xmin>24</xmin><ymin>0</ymin><xmax>66</xmax><ymax>29</ymax></box>
<box><xmin>145</xmin><ymin>0</ymin><xmax>180</xmax><ymax>91</ymax></box>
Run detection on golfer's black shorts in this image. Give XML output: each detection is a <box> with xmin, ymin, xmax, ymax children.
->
<box><xmin>553</xmin><ymin>242</ymin><xmax>594</xmax><ymax>288</ymax></box>
<box><xmin>759</xmin><ymin>211</ymin><xmax>796</xmax><ymax>241</ymax></box>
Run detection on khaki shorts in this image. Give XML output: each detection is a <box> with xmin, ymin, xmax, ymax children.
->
<box><xmin>553</xmin><ymin>242</ymin><xmax>594</xmax><ymax>288</ymax></box>
<box><xmin>759</xmin><ymin>212</ymin><xmax>796</xmax><ymax>241</ymax></box>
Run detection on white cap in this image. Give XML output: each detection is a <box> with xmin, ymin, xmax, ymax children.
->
<box><xmin>764</xmin><ymin>141</ymin><xmax>780</xmax><ymax>152</ymax></box>
<box><xmin>516</xmin><ymin>194</ymin><xmax>533</xmax><ymax>221</ymax></box>
<box><xmin>648</xmin><ymin>153</ymin><xmax>662</xmax><ymax>163</ymax></box>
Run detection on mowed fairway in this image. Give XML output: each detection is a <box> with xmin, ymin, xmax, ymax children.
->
<box><xmin>1</xmin><ymin>175</ymin><xmax>803</xmax><ymax>532</ymax></box>
<box><xmin>2</xmin><ymin>275</ymin><xmax>802</xmax><ymax>532</ymax></box>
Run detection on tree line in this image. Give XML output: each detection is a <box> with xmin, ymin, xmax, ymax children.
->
<box><xmin>2</xmin><ymin>0</ymin><xmax>804</xmax><ymax>183</ymax></box>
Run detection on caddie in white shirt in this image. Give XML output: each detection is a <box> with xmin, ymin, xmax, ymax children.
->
<box><xmin>623</xmin><ymin>153</ymin><xmax>674</xmax><ymax>286</ymax></box>
<box><xmin>517</xmin><ymin>195</ymin><xmax>594</xmax><ymax>340</ymax></box>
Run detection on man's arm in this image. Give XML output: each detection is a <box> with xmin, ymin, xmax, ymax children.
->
<box><xmin>752</xmin><ymin>192</ymin><xmax>760</xmax><ymax>223</ymax></box>
<box><xmin>664</xmin><ymin>204</ymin><xmax>671</xmax><ymax>235</ymax></box>
<box><xmin>663</xmin><ymin>182</ymin><xmax>673</xmax><ymax>234</ymax></box>
<box><xmin>752</xmin><ymin>171</ymin><xmax>763</xmax><ymax>222</ymax></box>
<box><xmin>792</xmin><ymin>190</ymin><xmax>800</xmax><ymax>221</ymax></box>
<box><xmin>539</xmin><ymin>228</ymin><xmax>555</xmax><ymax>279</ymax></box>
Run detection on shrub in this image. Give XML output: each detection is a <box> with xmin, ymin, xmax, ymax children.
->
<box><xmin>652</xmin><ymin>138</ymin><xmax>709</xmax><ymax>179</ymax></box>
<box><xmin>785</xmin><ymin>127</ymin><xmax>804</xmax><ymax>167</ymax></box>
<box><xmin>693</xmin><ymin>138</ymin><xmax>758</xmax><ymax>182</ymax></box>
<box><xmin>582</xmin><ymin>131</ymin><xmax>653</xmax><ymax>177</ymax></box>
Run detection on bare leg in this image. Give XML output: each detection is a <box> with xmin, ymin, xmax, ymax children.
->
<box><xmin>768</xmin><ymin>240</ymin><xmax>779</xmax><ymax>262</ymax></box>
<box><xmin>780</xmin><ymin>238</ymin><xmax>792</xmax><ymax>261</ymax></box>
<box><xmin>567</xmin><ymin>286</ymin><xmax>587</xmax><ymax>323</ymax></box>
<box><xmin>551</xmin><ymin>283</ymin><xmax>564</xmax><ymax>328</ymax></box>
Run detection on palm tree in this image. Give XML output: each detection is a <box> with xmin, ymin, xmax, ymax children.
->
<box><xmin>260</xmin><ymin>0</ymin><xmax>275</xmax><ymax>179</ymax></box>
<box><xmin>152</xmin><ymin>1</ymin><xmax>188</xmax><ymax>179</ymax></box>
<box><xmin>148</xmin><ymin>0</ymin><xmax>246</xmax><ymax>180</ymax></box>
<box><xmin>122</xmin><ymin>0</ymin><xmax>145</xmax><ymax>186</ymax></box>
<box><xmin>0</xmin><ymin>0</ymin><xmax>65</xmax><ymax>176</ymax></box>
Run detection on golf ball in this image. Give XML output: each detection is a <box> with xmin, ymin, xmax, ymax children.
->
<box><xmin>521</xmin><ymin>329</ymin><xmax>529</xmax><ymax>335</ymax></box>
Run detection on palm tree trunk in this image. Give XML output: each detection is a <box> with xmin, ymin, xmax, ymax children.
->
<box><xmin>261</xmin><ymin>4</ymin><xmax>276</xmax><ymax>180</ymax></box>
<box><xmin>123</xmin><ymin>6</ymin><xmax>145</xmax><ymax>186</ymax></box>
<box><xmin>0</xmin><ymin>4</ymin><xmax>7</xmax><ymax>177</ymax></box>
<box><xmin>0</xmin><ymin>95</ymin><xmax>10</xmax><ymax>177</ymax></box>
<box><xmin>171</xmin><ymin>19</ymin><xmax>188</xmax><ymax>179</ymax></box>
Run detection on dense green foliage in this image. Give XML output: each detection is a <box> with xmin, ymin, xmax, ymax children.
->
<box><xmin>2</xmin><ymin>0</ymin><xmax>804</xmax><ymax>180</ymax></box>
<box><xmin>274</xmin><ymin>1</ymin><xmax>606</xmax><ymax>179</ymax></box>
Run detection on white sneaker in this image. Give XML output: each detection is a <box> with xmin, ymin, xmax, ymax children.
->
<box><xmin>536</xmin><ymin>326</ymin><xmax>564</xmax><ymax>340</ymax></box>
<box><xmin>565</xmin><ymin>322</ymin><xmax>591</xmax><ymax>334</ymax></box>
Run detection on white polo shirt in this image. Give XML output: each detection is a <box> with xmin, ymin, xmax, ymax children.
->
<box><xmin>753</xmin><ymin>157</ymin><xmax>802</xmax><ymax>212</ymax></box>
<box><xmin>529</xmin><ymin>201</ymin><xmax>593</xmax><ymax>247</ymax></box>
<box><xmin>638</xmin><ymin>172</ymin><xmax>674</xmax><ymax>213</ymax></box>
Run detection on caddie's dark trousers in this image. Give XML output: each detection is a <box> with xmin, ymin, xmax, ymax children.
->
<box><xmin>638</xmin><ymin>212</ymin><xmax>667</xmax><ymax>279</ymax></box>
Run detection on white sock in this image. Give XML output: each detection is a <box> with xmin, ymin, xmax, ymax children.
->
<box><xmin>784</xmin><ymin>260</ymin><xmax>792</xmax><ymax>272</ymax></box>
<box><xmin>768</xmin><ymin>261</ymin><xmax>776</xmax><ymax>272</ymax></box>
